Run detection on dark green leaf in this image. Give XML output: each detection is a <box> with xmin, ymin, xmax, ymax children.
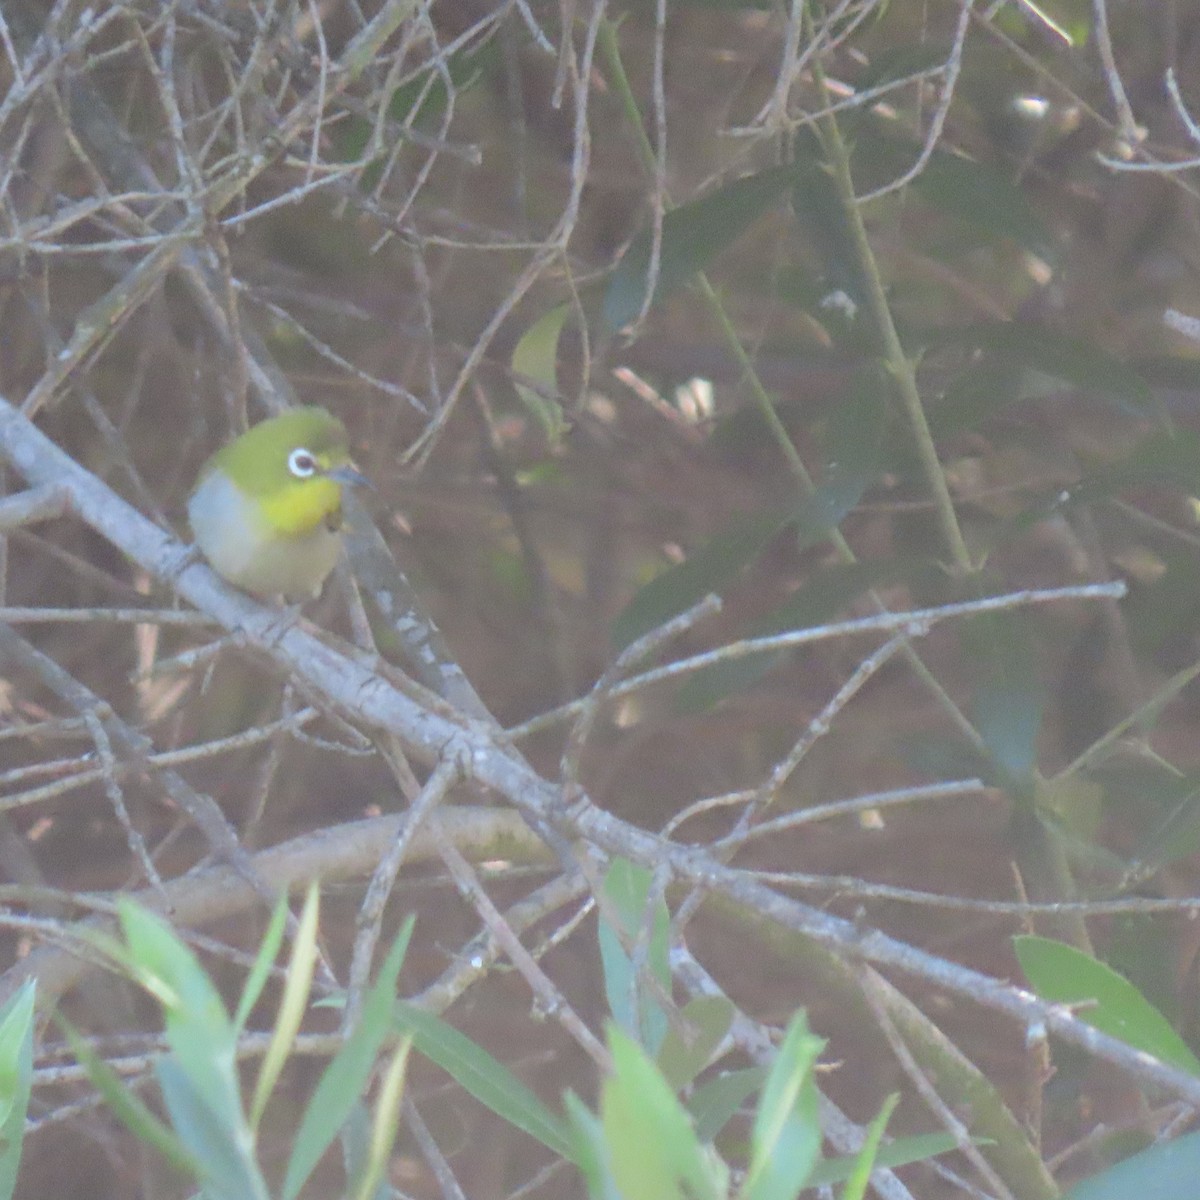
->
<box><xmin>611</xmin><ymin>510</ymin><xmax>792</xmax><ymax>650</ymax></box>
<box><xmin>603</xmin><ymin>165</ymin><xmax>798</xmax><ymax>331</ymax></box>
<box><xmin>805</xmin><ymin>1131</ymin><xmax>963</xmax><ymax>1187</ymax></box>
<box><xmin>966</xmin><ymin>610</ymin><xmax>1045</xmax><ymax>790</ymax></box>
<box><xmin>929</xmin><ymin>323</ymin><xmax>1159</xmax><ymax>420</ymax></box>
<box><xmin>674</xmin><ymin>558</ymin><xmax>924</xmax><ymax>714</ymax></box>
<box><xmin>688</xmin><ymin>1066</ymin><xmax>766</xmax><ymax>1142</ymax></box>
<box><xmin>393</xmin><ymin>1003</ymin><xmax>574</xmax><ymax>1159</ymax></box>
<box><xmin>1123</xmin><ymin>772</ymin><xmax>1200</xmax><ymax>876</ymax></box>
<box><xmin>912</xmin><ymin>152</ymin><xmax>1055</xmax><ymax>263</ymax></box>
<box><xmin>792</xmin><ymin>140</ymin><xmax>872</xmax><ymax>312</ymax></box>
<box><xmin>657</xmin><ymin>996</ymin><xmax>734</xmax><ymax>1091</ymax></box>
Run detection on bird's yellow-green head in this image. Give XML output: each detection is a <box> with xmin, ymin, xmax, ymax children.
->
<box><xmin>187</xmin><ymin>406</ymin><xmax>367</xmax><ymax>601</ymax></box>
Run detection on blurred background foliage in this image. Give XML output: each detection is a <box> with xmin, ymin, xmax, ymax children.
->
<box><xmin>7</xmin><ymin>0</ymin><xmax>1200</xmax><ymax>1196</ymax></box>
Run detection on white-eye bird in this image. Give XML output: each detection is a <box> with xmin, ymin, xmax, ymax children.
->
<box><xmin>187</xmin><ymin>406</ymin><xmax>367</xmax><ymax>601</ymax></box>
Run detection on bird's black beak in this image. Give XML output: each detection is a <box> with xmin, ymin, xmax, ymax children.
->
<box><xmin>327</xmin><ymin>463</ymin><xmax>373</xmax><ymax>492</ymax></box>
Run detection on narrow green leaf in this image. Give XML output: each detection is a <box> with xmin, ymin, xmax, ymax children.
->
<box><xmin>156</xmin><ymin>1058</ymin><xmax>268</xmax><ymax>1200</ymax></box>
<box><xmin>1015</xmin><ymin>935</ymin><xmax>1200</xmax><ymax>1075</ymax></box>
<box><xmin>251</xmin><ymin>883</ymin><xmax>320</xmax><ymax>1127</ymax></box>
<box><xmin>603</xmin><ymin>165</ymin><xmax>798</xmax><ymax>331</ymax></box>
<box><xmin>339</xmin><ymin>1103</ymin><xmax>374</xmax><ymax>1200</ymax></box>
<box><xmin>675</xmin><ymin>559</ymin><xmax>927</xmax><ymax>713</ymax></box>
<box><xmin>598</xmin><ymin>860</ymin><xmax>671</xmax><ymax>1054</ymax></box>
<box><xmin>966</xmin><ymin>610</ymin><xmax>1045</xmax><ymax>790</ymax></box>
<box><xmin>512</xmin><ymin>304</ymin><xmax>570</xmax><ymax>446</ymax></box>
<box><xmin>744</xmin><ymin>1012</ymin><xmax>824</xmax><ymax>1200</ymax></box>
<box><xmin>233</xmin><ymin>894</ymin><xmax>290</xmax><ymax>1033</ymax></box>
<box><xmin>791</xmin><ymin>136</ymin><xmax>872</xmax><ymax>313</ymax></box>
<box><xmin>911</xmin><ymin>151</ymin><xmax>1056</xmax><ymax>262</ymax></box>
<box><xmin>688</xmin><ymin>1066</ymin><xmax>766</xmax><ymax>1142</ymax></box>
<box><xmin>793</xmin><ymin>365</ymin><xmax>888</xmax><ymax>553</ymax></box>
<box><xmin>59</xmin><ymin>1015</ymin><xmax>199</xmax><ymax>1182</ymax></box>
<box><xmin>0</xmin><ymin>982</ymin><xmax>34</xmax><ymax>1200</ymax></box>
<box><xmin>284</xmin><ymin>1031</ymin><xmax>384</xmax><ymax>1200</ymax></box>
<box><xmin>564</xmin><ymin>1091</ymin><xmax>622</xmax><ymax>1200</ymax></box>
<box><xmin>803</xmin><ymin>1131</ymin><xmax>962</xmax><ymax>1186</ymax></box>
<box><xmin>929</xmin><ymin>323</ymin><xmax>1159</xmax><ymax>419</ymax></box>
<box><xmin>393</xmin><ymin>1002</ymin><xmax>573</xmax><ymax>1159</ymax></box>
<box><xmin>349</xmin><ymin>1038</ymin><xmax>411</xmax><ymax>1200</ymax></box>
<box><xmin>0</xmin><ymin>981</ymin><xmax>34</xmax><ymax>1131</ymax></box>
<box><xmin>838</xmin><ymin>1092</ymin><xmax>900</xmax><ymax>1200</ymax></box>
<box><xmin>281</xmin><ymin>916</ymin><xmax>414</xmax><ymax>1200</ymax></box>
<box><xmin>117</xmin><ymin>902</ymin><xmax>242</xmax><ymax>1128</ymax></box>
<box><xmin>657</xmin><ymin>995</ymin><xmax>734</xmax><ymax>1091</ymax></box>
<box><xmin>612</xmin><ymin>509</ymin><xmax>793</xmax><ymax>650</ymax></box>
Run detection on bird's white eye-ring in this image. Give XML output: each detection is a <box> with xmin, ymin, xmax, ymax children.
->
<box><xmin>288</xmin><ymin>448</ymin><xmax>318</xmax><ymax>478</ymax></box>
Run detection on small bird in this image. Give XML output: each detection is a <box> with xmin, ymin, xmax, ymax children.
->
<box><xmin>187</xmin><ymin>406</ymin><xmax>368</xmax><ymax>601</ymax></box>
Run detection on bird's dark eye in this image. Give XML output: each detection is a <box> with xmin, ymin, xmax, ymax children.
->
<box><xmin>288</xmin><ymin>448</ymin><xmax>318</xmax><ymax>478</ymax></box>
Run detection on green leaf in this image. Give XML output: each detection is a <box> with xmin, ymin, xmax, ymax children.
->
<box><xmin>929</xmin><ymin>323</ymin><xmax>1159</xmax><ymax>421</ymax></box>
<box><xmin>598</xmin><ymin>860</ymin><xmax>671</xmax><ymax>1054</ymax></box>
<box><xmin>793</xmin><ymin>365</ymin><xmax>888</xmax><ymax>552</ymax></box>
<box><xmin>791</xmin><ymin>136</ymin><xmax>872</xmax><ymax>313</ymax></box>
<box><xmin>688</xmin><ymin>1066</ymin><xmax>766</xmax><ymax>1142</ymax></box>
<box><xmin>117</xmin><ymin>902</ymin><xmax>241</xmax><ymax>1127</ymax></box>
<box><xmin>0</xmin><ymin>982</ymin><xmax>34</xmax><ymax>1200</ymax></box>
<box><xmin>602</xmin><ymin>1026</ymin><xmax>723</xmax><ymax>1200</ymax></box>
<box><xmin>675</xmin><ymin>559</ymin><xmax>926</xmax><ymax>713</ymax></box>
<box><xmin>911</xmin><ymin>151</ymin><xmax>1055</xmax><ymax>262</ymax></box>
<box><xmin>1069</xmin><ymin>428</ymin><xmax>1200</xmax><ymax>501</ymax></box>
<box><xmin>1065</xmin><ymin>1129</ymin><xmax>1200</xmax><ymax>1199</ymax></box>
<box><xmin>338</xmin><ymin>1103</ymin><xmax>375</xmax><ymax>1200</ymax></box>
<box><xmin>1088</xmin><ymin>755</ymin><xmax>1200</xmax><ymax>879</ymax></box>
<box><xmin>282</xmin><ymin>916</ymin><xmax>414</xmax><ymax>1200</ymax></box>
<box><xmin>804</xmin><ymin>1131</ymin><xmax>963</xmax><ymax>1186</ymax></box>
<box><xmin>1014</xmin><ymin>935</ymin><xmax>1200</xmax><ymax>1075</ymax></box>
<box><xmin>337</xmin><ymin>40</ymin><xmax>496</xmax><ymax>163</ymax></box>
<box><xmin>233</xmin><ymin>894</ymin><xmax>290</xmax><ymax>1034</ymax></box>
<box><xmin>59</xmin><ymin>1015</ymin><xmax>199</xmax><ymax>1183</ymax></box>
<box><xmin>743</xmin><ymin>1012</ymin><xmax>825</xmax><ymax>1200</ymax></box>
<box><xmin>838</xmin><ymin>1093</ymin><xmax>899</xmax><ymax>1200</ymax></box>
<box><xmin>603</xmin><ymin>165</ymin><xmax>798</xmax><ymax>331</ymax></box>
<box><xmin>392</xmin><ymin>1003</ymin><xmax>574</xmax><ymax>1159</ymax></box>
<box><xmin>564</xmin><ymin>1091</ymin><xmax>623</xmax><ymax>1200</ymax></box>
<box><xmin>156</xmin><ymin>1058</ymin><xmax>269</xmax><ymax>1200</ymax></box>
<box><xmin>349</xmin><ymin>1037</ymin><xmax>411</xmax><ymax>1200</ymax></box>
<box><xmin>251</xmin><ymin>882</ymin><xmax>320</xmax><ymax>1128</ymax></box>
<box><xmin>512</xmin><ymin>304</ymin><xmax>570</xmax><ymax>446</ymax></box>
<box><xmin>656</xmin><ymin>996</ymin><xmax>734</xmax><ymax>1092</ymax></box>
<box><xmin>611</xmin><ymin>509</ymin><xmax>791</xmax><ymax>650</ymax></box>
<box><xmin>966</xmin><ymin>610</ymin><xmax>1045</xmax><ymax>791</ymax></box>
